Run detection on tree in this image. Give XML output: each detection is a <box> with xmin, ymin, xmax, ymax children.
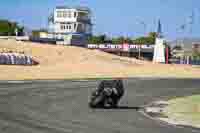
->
<box><xmin>111</xmin><ymin>36</ymin><xmax>124</xmax><ymax>44</ymax></box>
<box><xmin>18</xmin><ymin>26</ymin><xmax>24</xmax><ymax>36</ymax></box>
<box><xmin>148</xmin><ymin>32</ymin><xmax>158</xmax><ymax>38</ymax></box>
<box><xmin>192</xmin><ymin>52</ymin><xmax>200</xmax><ymax>60</ymax></box>
<box><xmin>132</xmin><ymin>32</ymin><xmax>157</xmax><ymax>44</ymax></box>
<box><xmin>88</xmin><ymin>35</ymin><xmax>107</xmax><ymax>44</ymax></box>
<box><xmin>111</xmin><ymin>36</ymin><xmax>132</xmax><ymax>44</ymax></box>
<box><xmin>88</xmin><ymin>32</ymin><xmax>157</xmax><ymax>44</ymax></box>
<box><xmin>0</xmin><ymin>19</ymin><xmax>24</xmax><ymax>36</ymax></box>
<box><xmin>133</xmin><ymin>37</ymin><xmax>147</xmax><ymax>44</ymax></box>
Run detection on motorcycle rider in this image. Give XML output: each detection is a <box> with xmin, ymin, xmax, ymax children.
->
<box><xmin>89</xmin><ymin>79</ymin><xmax>125</xmax><ymax>108</ymax></box>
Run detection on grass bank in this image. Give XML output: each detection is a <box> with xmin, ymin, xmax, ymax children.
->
<box><xmin>163</xmin><ymin>95</ymin><xmax>200</xmax><ymax>128</ymax></box>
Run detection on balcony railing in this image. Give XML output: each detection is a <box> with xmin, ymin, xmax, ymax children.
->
<box><xmin>77</xmin><ymin>17</ymin><xmax>91</xmax><ymax>24</ymax></box>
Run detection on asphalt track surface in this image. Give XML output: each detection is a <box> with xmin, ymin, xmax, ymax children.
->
<box><xmin>0</xmin><ymin>78</ymin><xmax>200</xmax><ymax>133</ymax></box>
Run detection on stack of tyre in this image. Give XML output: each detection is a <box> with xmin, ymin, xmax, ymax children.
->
<box><xmin>0</xmin><ymin>53</ymin><xmax>38</xmax><ymax>65</ymax></box>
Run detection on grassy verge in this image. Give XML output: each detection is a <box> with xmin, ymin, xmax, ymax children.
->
<box><xmin>164</xmin><ymin>95</ymin><xmax>200</xmax><ymax>128</ymax></box>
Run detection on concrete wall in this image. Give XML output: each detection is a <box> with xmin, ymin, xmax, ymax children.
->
<box><xmin>0</xmin><ymin>53</ymin><xmax>38</xmax><ymax>65</ymax></box>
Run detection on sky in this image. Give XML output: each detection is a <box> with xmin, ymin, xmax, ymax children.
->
<box><xmin>0</xmin><ymin>0</ymin><xmax>200</xmax><ymax>40</ymax></box>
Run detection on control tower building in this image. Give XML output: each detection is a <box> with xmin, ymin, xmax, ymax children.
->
<box><xmin>48</xmin><ymin>6</ymin><xmax>92</xmax><ymax>46</ymax></box>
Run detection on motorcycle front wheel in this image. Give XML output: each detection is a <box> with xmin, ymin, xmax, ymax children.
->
<box><xmin>89</xmin><ymin>94</ymin><xmax>106</xmax><ymax>108</ymax></box>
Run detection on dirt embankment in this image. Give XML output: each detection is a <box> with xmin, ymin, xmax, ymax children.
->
<box><xmin>0</xmin><ymin>39</ymin><xmax>199</xmax><ymax>80</ymax></box>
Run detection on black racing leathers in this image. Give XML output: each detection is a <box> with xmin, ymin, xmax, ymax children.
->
<box><xmin>89</xmin><ymin>80</ymin><xmax>124</xmax><ymax>108</ymax></box>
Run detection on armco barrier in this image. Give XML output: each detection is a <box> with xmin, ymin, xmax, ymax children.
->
<box><xmin>0</xmin><ymin>53</ymin><xmax>38</xmax><ymax>65</ymax></box>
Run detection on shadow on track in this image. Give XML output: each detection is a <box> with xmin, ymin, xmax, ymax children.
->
<box><xmin>115</xmin><ymin>106</ymin><xmax>141</xmax><ymax>110</ymax></box>
<box><xmin>90</xmin><ymin>106</ymin><xmax>141</xmax><ymax>111</ymax></box>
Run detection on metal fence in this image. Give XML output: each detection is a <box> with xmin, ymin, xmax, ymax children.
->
<box><xmin>171</xmin><ymin>58</ymin><xmax>200</xmax><ymax>65</ymax></box>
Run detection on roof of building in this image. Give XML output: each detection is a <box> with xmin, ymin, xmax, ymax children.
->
<box><xmin>56</xmin><ymin>6</ymin><xmax>91</xmax><ymax>12</ymax></box>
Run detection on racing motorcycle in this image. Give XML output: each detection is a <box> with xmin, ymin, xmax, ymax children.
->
<box><xmin>89</xmin><ymin>79</ymin><xmax>124</xmax><ymax>108</ymax></box>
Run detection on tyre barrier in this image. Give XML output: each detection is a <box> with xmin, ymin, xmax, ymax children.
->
<box><xmin>0</xmin><ymin>53</ymin><xmax>39</xmax><ymax>65</ymax></box>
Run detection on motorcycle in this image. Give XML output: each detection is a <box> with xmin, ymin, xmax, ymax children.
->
<box><xmin>89</xmin><ymin>80</ymin><xmax>124</xmax><ymax>108</ymax></box>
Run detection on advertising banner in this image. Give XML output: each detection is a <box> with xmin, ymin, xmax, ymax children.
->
<box><xmin>123</xmin><ymin>43</ymin><xmax>129</xmax><ymax>51</ymax></box>
<box><xmin>87</xmin><ymin>44</ymin><xmax>154</xmax><ymax>50</ymax></box>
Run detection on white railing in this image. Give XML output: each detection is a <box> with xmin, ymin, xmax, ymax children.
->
<box><xmin>0</xmin><ymin>36</ymin><xmax>16</xmax><ymax>39</ymax></box>
<box><xmin>0</xmin><ymin>36</ymin><xmax>29</xmax><ymax>41</ymax></box>
<box><xmin>16</xmin><ymin>36</ymin><xmax>29</xmax><ymax>41</ymax></box>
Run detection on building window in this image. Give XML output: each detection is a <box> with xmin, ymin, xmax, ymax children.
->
<box><xmin>57</xmin><ymin>11</ymin><xmax>62</xmax><ymax>17</ymax></box>
<box><xmin>62</xmin><ymin>11</ymin><xmax>65</xmax><ymax>18</ymax></box>
<box><xmin>61</xmin><ymin>25</ymin><xmax>65</xmax><ymax>30</ymax></box>
<box><xmin>63</xmin><ymin>12</ymin><xmax>67</xmax><ymax>18</ymax></box>
<box><xmin>74</xmin><ymin>12</ymin><xmax>77</xmax><ymax>18</ymax></box>
<box><xmin>68</xmin><ymin>25</ymin><xmax>71</xmax><ymax>30</ymax></box>
<box><xmin>68</xmin><ymin>11</ymin><xmax>71</xmax><ymax>18</ymax></box>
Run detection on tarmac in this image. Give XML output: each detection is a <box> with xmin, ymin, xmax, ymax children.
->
<box><xmin>0</xmin><ymin>78</ymin><xmax>199</xmax><ymax>133</ymax></box>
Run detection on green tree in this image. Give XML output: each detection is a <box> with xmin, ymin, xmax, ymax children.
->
<box><xmin>88</xmin><ymin>34</ymin><xmax>107</xmax><ymax>44</ymax></box>
<box><xmin>18</xmin><ymin>26</ymin><xmax>24</xmax><ymax>36</ymax></box>
<box><xmin>148</xmin><ymin>32</ymin><xmax>158</xmax><ymax>38</ymax></box>
<box><xmin>192</xmin><ymin>49</ymin><xmax>200</xmax><ymax>60</ymax></box>
<box><xmin>0</xmin><ymin>19</ymin><xmax>24</xmax><ymax>36</ymax></box>
<box><xmin>111</xmin><ymin>36</ymin><xmax>124</xmax><ymax>44</ymax></box>
<box><xmin>111</xmin><ymin>37</ymin><xmax>132</xmax><ymax>44</ymax></box>
<box><xmin>132</xmin><ymin>32</ymin><xmax>157</xmax><ymax>44</ymax></box>
<box><xmin>133</xmin><ymin>37</ymin><xmax>147</xmax><ymax>44</ymax></box>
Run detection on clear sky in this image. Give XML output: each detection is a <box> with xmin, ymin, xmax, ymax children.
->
<box><xmin>0</xmin><ymin>0</ymin><xmax>200</xmax><ymax>40</ymax></box>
